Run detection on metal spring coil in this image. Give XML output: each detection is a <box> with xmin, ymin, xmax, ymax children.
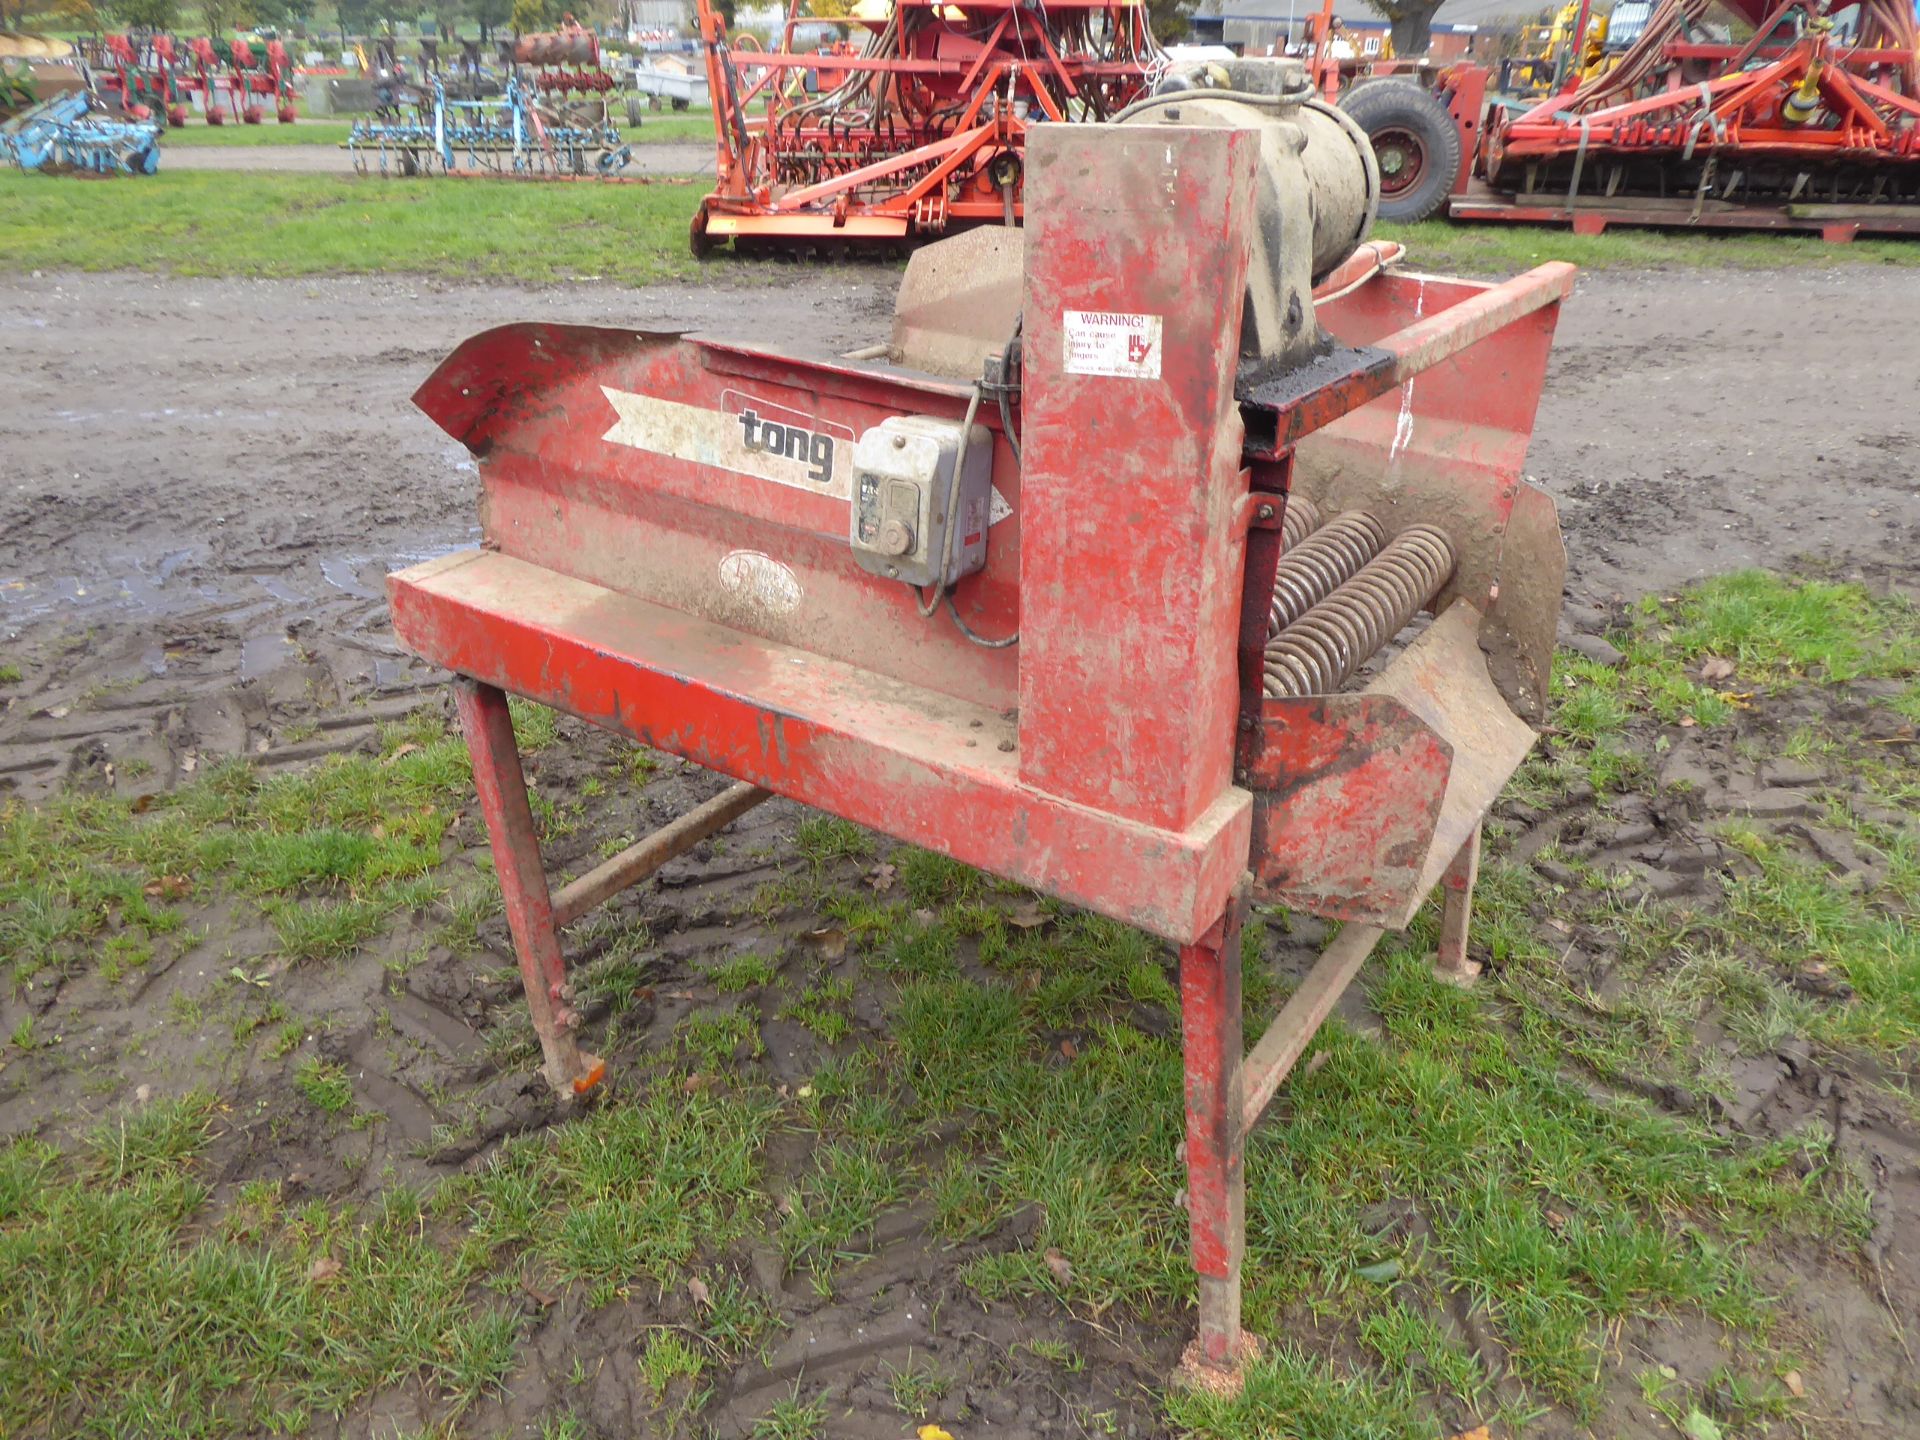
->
<box><xmin>1268</xmin><ymin>509</ymin><xmax>1387</xmax><ymax>638</ymax></box>
<box><xmin>1280</xmin><ymin>494</ymin><xmax>1322</xmax><ymax>551</ymax></box>
<box><xmin>1263</xmin><ymin>524</ymin><xmax>1457</xmax><ymax>698</ymax></box>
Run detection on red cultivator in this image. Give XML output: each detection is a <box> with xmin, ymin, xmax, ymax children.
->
<box><xmin>1463</xmin><ymin>0</ymin><xmax>1920</xmax><ymax>237</ymax></box>
<box><xmin>392</xmin><ymin>64</ymin><xmax>1570</xmax><ymax>1386</ymax></box>
<box><xmin>97</xmin><ymin>33</ymin><xmax>296</xmax><ymax>126</ymax></box>
<box><xmin>690</xmin><ymin>0</ymin><xmax>1158</xmax><ymax>251</ymax></box>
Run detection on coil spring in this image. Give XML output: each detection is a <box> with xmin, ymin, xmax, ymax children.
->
<box><xmin>1263</xmin><ymin>524</ymin><xmax>1457</xmax><ymax>699</ymax></box>
<box><xmin>1280</xmin><ymin>494</ymin><xmax>1322</xmax><ymax>552</ymax></box>
<box><xmin>1268</xmin><ymin>510</ymin><xmax>1386</xmax><ymax>638</ymax></box>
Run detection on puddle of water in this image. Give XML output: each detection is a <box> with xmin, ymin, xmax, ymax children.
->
<box><xmin>240</xmin><ymin>630</ymin><xmax>295</xmax><ymax>680</ymax></box>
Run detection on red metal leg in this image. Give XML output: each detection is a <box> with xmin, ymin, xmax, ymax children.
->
<box><xmin>1432</xmin><ymin>822</ymin><xmax>1483</xmax><ymax>987</ymax></box>
<box><xmin>453</xmin><ymin>676</ymin><xmax>604</xmax><ymax>1096</ymax></box>
<box><xmin>1821</xmin><ymin>222</ymin><xmax>1860</xmax><ymax>244</ymax></box>
<box><xmin>1177</xmin><ymin>886</ymin><xmax>1259</xmax><ymax>1389</ymax></box>
<box><xmin>1572</xmin><ymin>214</ymin><xmax>1607</xmax><ymax>236</ymax></box>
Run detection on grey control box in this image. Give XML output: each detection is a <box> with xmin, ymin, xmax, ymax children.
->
<box><xmin>848</xmin><ymin>415</ymin><xmax>994</xmax><ymax>587</ymax></box>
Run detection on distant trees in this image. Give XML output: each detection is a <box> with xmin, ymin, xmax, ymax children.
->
<box><xmin>1363</xmin><ymin>0</ymin><xmax>1444</xmax><ymax>55</ymax></box>
<box><xmin>1148</xmin><ymin>0</ymin><xmax>1192</xmax><ymax>42</ymax></box>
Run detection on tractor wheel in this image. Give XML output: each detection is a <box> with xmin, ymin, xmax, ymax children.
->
<box><xmin>1340</xmin><ymin>80</ymin><xmax>1462</xmax><ymax>225</ymax></box>
<box><xmin>690</xmin><ymin>201</ymin><xmax>718</xmax><ymax>259</ymax></box>
<box><xmin>625</xmin><ymin>94</ymin><xmax>645</xmax><ymax>127</ymax></box>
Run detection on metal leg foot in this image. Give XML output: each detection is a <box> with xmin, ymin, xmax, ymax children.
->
<box><xmin>453</xmin><ymin>677</ymin><xmax>604</xmax><ymax>1096</ymax></box>
<box><xmin>1175</xmin><ymin>888</ymin><xmax>1259</xmax><ymax>1393</ymax></box>
<box><xmin>1433</xmin><ymin>824</ymin><xmax>1483</xmax><ymax>987</ymax></box>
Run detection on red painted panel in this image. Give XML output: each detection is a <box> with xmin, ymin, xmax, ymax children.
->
<box><xmin>1016</xmin><ymin>124</ymin><xmax>1260</xmax><ymax>832</ymax></box>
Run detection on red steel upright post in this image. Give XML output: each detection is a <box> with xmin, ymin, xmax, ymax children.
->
<box><xmin>1179</xmin><ymin>887</ymin><xmax>1251</xmax><ymax>1375</ymax></box>
<box><xmin>452</xmin><ymin>677</ymin><xmax>604</xmax><ymax>1095</ymax></box>
<box><xmin>1016</xmin><ymin>122</ymin><xmax>1260</xmax><ymax>833</ymax></box>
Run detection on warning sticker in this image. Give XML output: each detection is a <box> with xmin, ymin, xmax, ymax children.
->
<box><xmin>1062</xmin><ymin>310</ymin><xmax>1163</xmax><ymax>381</ymax></box>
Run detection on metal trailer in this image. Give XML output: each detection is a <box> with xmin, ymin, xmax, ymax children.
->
<box><xmin>389</xmin><ymin>70</ymin><xmax>1569</xmax><ymax>1387</ymax></box>
<box><xmin>623</xmin><ymin>58</ymin><xmax>709</xmax><ymax>116</ymax></box>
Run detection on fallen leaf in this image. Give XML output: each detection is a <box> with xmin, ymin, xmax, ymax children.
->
<box><xmin>795</xmin><ymin>1083</ymin><xmax>814</xmax><ymax>1100</ymax></box>
<box><xmin>1043</xmin><ymin>1248</ymin><xmax>1073</xmax><ymax>1285</ymax></box>
<box><xmin>520</xmin><ymin>1276</ymin><xmax>558</xmax><ymax>1307</ymax></box>
<box><xmin>307</xmin><ymin>1256</ymin><xmax>343</xmax><ymax>1284</ymax></box>
<box><xmin>383</xmin><ymin>743</ymin><xmax>420</xmax><ymax>766</ymax></box>
<box><xmin>1446</xmin><ymin>1428</ymin><xmax>1492</xmax><ymax>1440</ymax></box>
<box><xmin>1545</xmin><ymin>1208</ymin><xmax>1567</xmax><ymax>1232</ymax></box>
<box><xmin>1007</xmin><ymin>900</ymin><xmax>1049</xmax><ymax>929</ymax></box>
<box><xmin>1059</xmin><ymin>1038</ymin><xmax>1078</xmax><ymax>1059</ymax></box>
<box><xmin>918</xmin><ymin>1427</ymin><xmax>956</xmax><ymax>1440</ymax></box>
<box><xmin>143</xmin><ymin>875</ymin><xmax>190</xmax><ymax>900</ymax></box>
<box><xmin>1680</xmin><ymin>1408</ymin><xmax>1723</xmax><ymax>1440</ymax></box>
<box><xmin>681</xmin><ymin>1073</ymin><xmax>713</xmax><ymax>1094</ymax></box>
<box><xmin>180</xmin><ymin>752</ymin><xmax>197</xmax><ymax>773</ymax></box>
<box><xmin>130</xmin><ymin>793</ymin><xmax>155</xmax><ymax>814</ymax></box>
<box><xmin>1679</xmin><ymin>715</ymin><xmax>1699</xmax><ymax>728</ymax></box>
<box><xmin>134</xmin><ymin>1084</ymin><xmax>153</xmax><ymax>1103</ymax></box>
<box><xmin>47</xmin><ymin>704</ymin><xmax>70</xmax><ymax>719</ymax></box>
<box><xmin>868</xmin><ymin>862</ymin><xmax>897</xmax><ymax>893</ymax></box>
<box><xmin>912</xmin><ymin>907</ymin><xmax>937</xmax><ymax>924</ymax></box>
<box><xmin>1301</xmin><ymin>1050</ymin><xmax>1331</xmax><ymax>1078</ymax></box>
<box><xmin>1700</xmin><ymin>656</ymin><xmax>1736</xmax><ymax>683</ymax></box>
<box><xmin>1783</xmin><ymin>1370</ymin><xmax>1805</xmax><ymax>1398</ymax></box>
<box><xmin>688</xmin><ymin>1276</ymin><xmax>712</xmax><ymax>1309</ymax></box>
<box><xmin>1355</xmin><ymin>1258</ymin><xmax>1401</xmax><ymax>1284</ymax></box>
<box><xmin>805</xmin><ymin>926</ymin><xmax>849</xmax><ymax>960</ymax></box>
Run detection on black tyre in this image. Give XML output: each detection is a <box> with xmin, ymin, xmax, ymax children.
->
<box><xmin>625</xmin><ymin>94</ymin><xmax>645</xmax><ymax>127</ymax></box>
<box><xmin>1340</xmin><ymin>80</ymin><xmax>1462</xmax><ymax>224</ymax></box>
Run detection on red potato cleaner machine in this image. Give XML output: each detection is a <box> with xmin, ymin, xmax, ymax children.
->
<box><xmin>390</xmin><ymin>56</ymin><xmax>1572</xmax><ymax>1386</ymax></box>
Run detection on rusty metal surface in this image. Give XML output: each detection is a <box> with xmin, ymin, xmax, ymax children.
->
<box><xmin>1292</xmin><ymin>265</ymin><xmax>1572</xmax><ymax>719</ymax></box>
<box><xmin>452</xmin><ymin>678</ymin><xmax>603</xmax><ymax>1095</ymax></box>
<box><xmin>390</xmin><ymin>549</ymin><xmax>1253</xmax><ymax>944</ymax></box>
<box><xmin>890</xmin><ymin>226</ymin><xmax>1026</xmax><ymax>380</ymax></box>
<box><xmin>413</xmin><ymin>323</ymin><xmax>1021</xmax><ymax>712</ymax></box>
<box><xmin>1240</xmin><ymin>921</ymin><xmax>1385</xmax><ymax>1131</ymax></box>
<box><xmin>1179</xmin><ymin>885</ymin><xmax>1250</xmax><ymax>1371</ymax></box>
<box><xmin>1018</xmin><ymin>123</ymin><xmax>1259</xmax><ymax>833</ymax></box>
<box><xmin>1248</xmin><ymin>603</ymin><xmax>1533</xmax><ymax>926</ymax></box>
<box><xmin>551</xmin><ymin>781</ymin><xmax>769</xmax><ymax>929</ymax></box>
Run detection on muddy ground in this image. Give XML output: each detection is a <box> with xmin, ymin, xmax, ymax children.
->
<box><xmin>1</xmin><ymin>262</ymin><xmax>1918</xmax><ymax>1438</ymax></box>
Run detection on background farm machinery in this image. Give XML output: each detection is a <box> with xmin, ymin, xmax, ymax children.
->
<box><xmin>689</xmin><ymin>0</ymin><xmax>1164</xmax><ymax>251</ymax></box>
<box><xmin>346</xmin><ymin>28</ymin><xmax>628</xmax><ymax>179</ymax></box>
<box><xmin>1</xmin><ymin>85</ymin><xmax>161</xmax><ymax>173</ymax></box>
<box><xmin>1310</xmin><ymin>0</ymin><xmax>1920</xmax><ymax>236</ymax></box>
<box><xmin>94</xmin><ymin>32</ymin><xmax>296</xmax><ymax>126</ymax></box>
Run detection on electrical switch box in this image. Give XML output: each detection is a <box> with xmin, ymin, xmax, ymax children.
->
<box><xmin>848</xmin><ymin>415</ymin><xmax>993</xmax><ymax>588</ymax></box>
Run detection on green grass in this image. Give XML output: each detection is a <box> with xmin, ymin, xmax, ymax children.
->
<box><xmin>0</xmin><ymin>1072</ymin><xmax>775</xmax><ymax>1438</ymax></box>
<box><xmin>1380</xmin><ymin>217</ymin><xmax>1920</xmax><ymax>273</ymax></box>
<box><xmin>2</xmin><ymin>569</ymin><xmax>1910</xmax><ymax>1437</ymax></box>
<box><xmin>0</xmin><ymin>711</ymin><xmax>468</xmax><ymax>984</ymax></box>
<box><xmin>0</xmin><ymin>169</ymin><xmax>704</xmax><ymax>286</ymax></box>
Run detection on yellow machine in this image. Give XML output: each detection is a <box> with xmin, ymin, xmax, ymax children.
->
<box><xmin>1500</xmin><ymin>2</ymin><xmax>1610</xmax><ymax>97</ymax></box>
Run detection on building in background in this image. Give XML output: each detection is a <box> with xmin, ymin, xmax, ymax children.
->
<box><xmin>1189</xmin><ymin>0</ymin><xmax>1548</xmax><ymax>60</ymax></box>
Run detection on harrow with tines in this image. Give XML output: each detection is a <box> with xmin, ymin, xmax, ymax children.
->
<box><xmin>346</xmin><ymin>76</ymin><xmax>630</xmax><ymax>179</ymax></box>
